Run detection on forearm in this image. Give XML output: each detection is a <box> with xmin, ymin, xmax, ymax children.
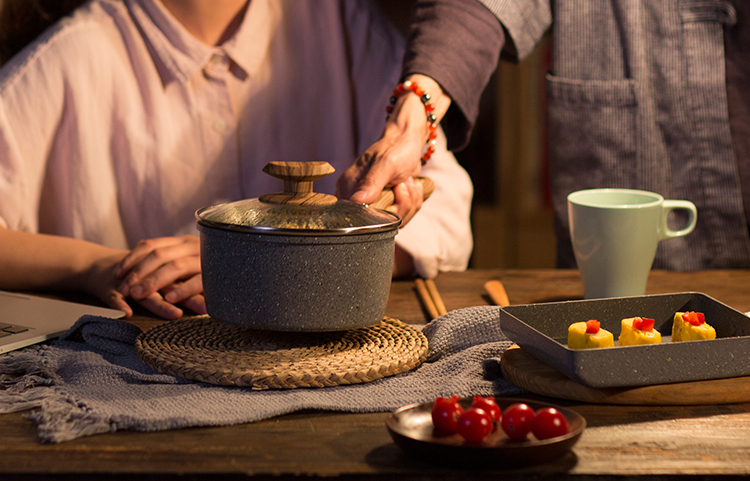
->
<box><xmin>0</xmin><ymin>227</ymin><xmax>124</xmax><ymax>292</ymax></box>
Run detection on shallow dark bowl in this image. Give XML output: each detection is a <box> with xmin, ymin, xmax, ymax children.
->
<box><xmin>386</xmin><ymin>397</ymin><xmax>585</xmax><ymax>467</ymax></box>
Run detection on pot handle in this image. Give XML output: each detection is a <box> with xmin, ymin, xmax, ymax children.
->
<box><xmin>368</xmin><ymin>177</ymin><xmax>434</xmax><ymax>211</ymax></box>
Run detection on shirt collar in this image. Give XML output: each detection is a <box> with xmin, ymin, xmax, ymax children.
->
<box><xmin>127</xmin><ymin>0</ymin><xmax>273</xmax><ymax>85</ymax></box>
<box><xmin>221</xmin><ymin>0</ymin><xmax>278</xmax><ymax>78</ymax></box>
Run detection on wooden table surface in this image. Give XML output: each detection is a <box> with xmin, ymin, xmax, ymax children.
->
<box><xmin>2</xmin><ymin>268</ymin><xmax>750</xmax><ymax>480</ymax></box>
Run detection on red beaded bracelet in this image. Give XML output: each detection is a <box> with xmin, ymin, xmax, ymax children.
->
<box><xmin>386</xmin><ymin>80</ymin><xmax>438</xmax><ymax>165</ymax></box>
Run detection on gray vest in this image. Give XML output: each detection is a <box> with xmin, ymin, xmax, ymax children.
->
<box><xmin>484</xmin><ymin>0</ymin><xmax>750</xmax><ymax>269</ymax></box>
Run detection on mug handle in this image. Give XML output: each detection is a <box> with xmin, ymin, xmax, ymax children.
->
<box><xmin>659</xmin><ymin>200</ymin><xmax>697</xmax><ymax>240</ymax></box>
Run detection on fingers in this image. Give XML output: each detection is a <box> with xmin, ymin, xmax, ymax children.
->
<box><xmin>391</xmin><ymin>177</ymin><xmax>424</xmax><ymax>227</ymax></box>
<box><xmin>349</xmin><ymin>137</ymin><xmax>423</xmax><ymax>205</ymax></box>
<box><xmin>336</xmin><ymin>156</ymin><xmax>370</xmax><ymax>201</ymax></box>
<box><xmin>338</xmin><ymin>107</ymin><xmax>426</xmax><ymax>205</ymax></box>
<box><xmin>180</xmin><ymin>294</ymin><xmax>207</xmax><ymax>316</ymax></box>
<box><xmin>80</xmin><ymin>250</ymin><xmax>135</xmax><ymax>318</ymax></box>
<box><xmin>114</xmin><ymin>235</ymin><xmax>195</xmax><ymax>279</ymax></box>
<box><xmin>137</xmin><ymin>290</ymin><xmax>205</xmax><ymax>320</ymax></box>
<box><xmin>102</xmin><ymin>290</ymin><xmax>134</xmax><ymax>319</ymax></box>
<box><xmin>87</xmin><ymin>241</ymin><xmax>205</xmax><ymax>321</ymax></box>
<box><xmin>113</xmin><ymin>234</ymin><xmax>207</xmax><ymax>320</ymax></box>
<box><xmin>339</xmin><ymin>152</ymin><xmax>425</xmax><ymax>226</ymax></box>
<box><xmin>134</xmin><ymin>279</ymin><xmax>205</xmax><ymax>319</ymax></box>
<box><xmin>338</xmin><ymin>145</ymin><xmax>405</xmax><ymax>205</ymax></box>
<box><xmin>350</xmin><ymin>152</ymin><xmax>417</xmax><ymax>205</ymax></box>
<box><xmin>127</xmin><ymin>255</ymin><xmax>202</xmax><ymax>301</ymax></box>
<box><xmin>117</xmin><ymin>236</ymin><xmax>201</xmax><ymax>299</ymax></box>
<box><xmin>134</xmin><ymin>287</ymin><xmax>205</xmax><ymax>321</ymax></box>
<box><xmin>161</xmin><ymin>274</ymin><xmax>203</xmax><ymax>305</ymax></box>
<box><xmin>137</xmin><ymin>292</ymin><xmax>184</xmax><ymax>320</ymax></box>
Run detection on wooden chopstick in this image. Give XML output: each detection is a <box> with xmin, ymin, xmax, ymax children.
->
<box><xmin>415</xmin><ymin>278</ymin><xmax>447</xmax><ymax>320</ymax></box>
<box><xmin>425</xmin><ymin>279</ymin><xmax>448</xmax><ymax>316</ymax></box>
<box><xmin>415</xmin><ymin>279</ymin><xmax>439</xmax><ymax>320</ymax></box>
<box><xmin>484</xmin><ymin>280</ymin><xmax>510</xmax><ymax>307</ymax></box>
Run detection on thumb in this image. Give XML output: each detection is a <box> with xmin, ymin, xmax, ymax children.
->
<box><xmin>350</xmin><ymin>156</ymin><xmax>414</xmax><ymax>204</ymax></box>
<box><xmin>349</xmin><ymin>172</ymin><xmax>389</xmax><ymax>204</ymax></box>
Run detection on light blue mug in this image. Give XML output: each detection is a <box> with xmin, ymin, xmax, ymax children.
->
<box><xmin>567</xmin><ymin>188</ymin><xmax>697</xmax><ymax>299</ymax></box>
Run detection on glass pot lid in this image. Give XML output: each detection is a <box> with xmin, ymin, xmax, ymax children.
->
<box><xmin>195</xmin><ymin>161</ymin><xmax>401</xmax><ymax>236</ymax></box>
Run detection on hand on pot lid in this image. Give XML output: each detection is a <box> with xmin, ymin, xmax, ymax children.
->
<box><xmin>196</xmin><ymin>162</ymin><xmax>401</xmax><ymax>235</ymax></box>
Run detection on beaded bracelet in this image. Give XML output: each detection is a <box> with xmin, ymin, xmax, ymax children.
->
<box><xmin>386</xmin><ymin>80</ymin><xmax>438</xmax><ymax>165</ymax></box>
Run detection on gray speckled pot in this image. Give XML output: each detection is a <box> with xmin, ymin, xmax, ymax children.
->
<box><xmin>198</xmin><ymin>224</ymin><xmax>397</xmax><ymax>331</ymax></box>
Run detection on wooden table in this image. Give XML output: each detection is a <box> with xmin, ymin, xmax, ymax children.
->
<box><xmin>2</xmin><ymin>269</ymin><xmax>750</xmax><ymax>480</ymax></box>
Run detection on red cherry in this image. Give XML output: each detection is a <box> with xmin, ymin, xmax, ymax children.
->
<box><xmin>431</xmin><ymin>396</ymin><xmax>464</xmax><ymax>433</ymax></box>
<box><xmin>501</xmin><ymin>403</ymin><xmax>535</xmax><ymax>440</ymax></box>
<box><xmin>531</xmin><ymin>407</ymin><xmax>571</xmax><ymax>440</ymax></box>
<box><xmin>471</xmin><ymin>396</ymin><xmax>501</xmax><ymax>424</ymax></box>
<box><xmin>457</xmin><ymin>407</ymin><xmax>493</xmax><ymax>443</ymax></box>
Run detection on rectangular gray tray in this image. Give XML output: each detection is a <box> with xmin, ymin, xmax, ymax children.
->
<box><xmin>498</xmin><ymin>292</ymin><xmax>750</xmax><ymax>388</ymax></box>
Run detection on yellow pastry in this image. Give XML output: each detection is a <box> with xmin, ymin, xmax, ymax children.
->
<box><xmin>568</xmin><ymin>320</ymin><xmax>614</xmax><ymax>349</ymax></box>
<box><xmin>672</xmin><ymin>311</ymin><xmax>716</xmax><ymax>342</ymax></box>
<box><xmin>618</xmin><ymin>317</ymin><xmax>661</xmax><ymax>346</ymax></box>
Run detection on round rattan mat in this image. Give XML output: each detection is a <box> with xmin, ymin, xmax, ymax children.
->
<box><xmin>135</xmin><ymin>316</ymin><xmax>428</xmax><ymax>390</ymax></box>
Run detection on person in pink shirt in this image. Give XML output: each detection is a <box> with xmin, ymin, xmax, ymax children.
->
<box><xmin>0</xmin><ymin>0</ymin><xmax>473</xmax><ymax>319</ymax></box>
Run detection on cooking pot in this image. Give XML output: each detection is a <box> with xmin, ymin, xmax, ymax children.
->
<box><xmin>196</xmin><ymin>161</ymin><xmax>433</xmax><ymax>332</ymax></box>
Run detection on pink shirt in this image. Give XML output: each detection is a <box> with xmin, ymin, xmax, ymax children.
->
<box><xmin>0</xmin><ymin>0</ymin><xmax>473</xmax><ymax>278</ymax></box>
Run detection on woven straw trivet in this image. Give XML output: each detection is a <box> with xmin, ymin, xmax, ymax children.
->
<box><xmin>134</xmin><ymin>316</ymin><xmax>428</xmax><ymax>390</ymax></box>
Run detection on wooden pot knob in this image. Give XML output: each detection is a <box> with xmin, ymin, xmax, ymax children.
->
<box><xmin>260</xmin><ymin>161</ymin><xmax>338</xmax><ymax>205</ymax></box>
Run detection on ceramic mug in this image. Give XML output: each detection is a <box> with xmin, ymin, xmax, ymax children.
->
<box><xmin>567</xmin><ymin>188</ymin><xmax>697</xmax><ymax>299</ymax></box>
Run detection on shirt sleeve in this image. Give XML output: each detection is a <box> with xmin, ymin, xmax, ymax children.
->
<box><xmin>0</xmin><ymin>101</ymin><xmax>21</xmax><ymax>230</ymax></box>
<box><xmin>0</xmin><ymin>60</ymin><xmax>61</xmax><ymax>234</ymax></box>
<box><xmin>394</xmin><ymin>124</ymin><xmax>473</xmax><ymax>279</ymax></box>
<box><xmin>478</xmin><ymin>0</ymin><xmax>552</xmax><ymax>60</ymax></box>
<box><xmin>402</xmin><ymin>0</ymin><xmax>505</xmax><ymax>151</ymax></box>
<box><xmin>0</xmin><ymin>12</ymin><xmax>111</xmax><ymax>238</ymax></box>
<box><xmin>402</xmin><ymin>0</ymin><xmax>552</xmax><ymax>151</ymax></box>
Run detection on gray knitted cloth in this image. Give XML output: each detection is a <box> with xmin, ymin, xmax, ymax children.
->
<box><xmin>0</xmin><ymin>306</ymin><xmax>523</xmax><ymax>443</ymax></box>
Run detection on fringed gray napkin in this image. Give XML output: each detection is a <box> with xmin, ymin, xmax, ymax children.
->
<box><xmin>0</xmin><ymin>306</ymin><xmax>523</xmax><ymax>443</ymax></box>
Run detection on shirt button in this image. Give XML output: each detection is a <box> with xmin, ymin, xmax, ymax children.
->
<box><xmin>203</xmin><ymin>53</ymin><xmax>230</xmax><ymax>78</ymax></box>
<box><xmin>213</xmin><ymin>120</ymin><xmax>227</xmax><ymax>132</ymax></box>
<box><xmin>210</xmin><ymin>53</ymin><xmax>229</xmax><ymax>70</ymax></box>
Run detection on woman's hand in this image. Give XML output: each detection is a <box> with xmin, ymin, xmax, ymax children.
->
<box><xmin>113</xmin><ymin>235</ymin><xmax>205</xmax><ymax>319</ymax></box>
<box><xmin>336</xmin><ymin>74</ymin><xmax>450</xmax><ymax>227</ymax></box>
<box><xmin>387</xmin><ymin>177</ymin><xmax>425</xmax><ymax>227</ymax></box>
<box><xmin>337</xmin><ymin>101</ymin><xmax>424</xmax><ymax>222</ymax></box>
<box><xmin>337</xmin><ymin>91</ymin><xmax>426</xmax><ymax>225</ymax></box>
<box><xmin>79</xmin><ymin>250</ymin><xmax>135</xmax><ymax>318</ymax></box>
<box><xmin>0</xmin><ymin>227</ymin><xmax>204</xmax><ymax>320</ymax></box>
